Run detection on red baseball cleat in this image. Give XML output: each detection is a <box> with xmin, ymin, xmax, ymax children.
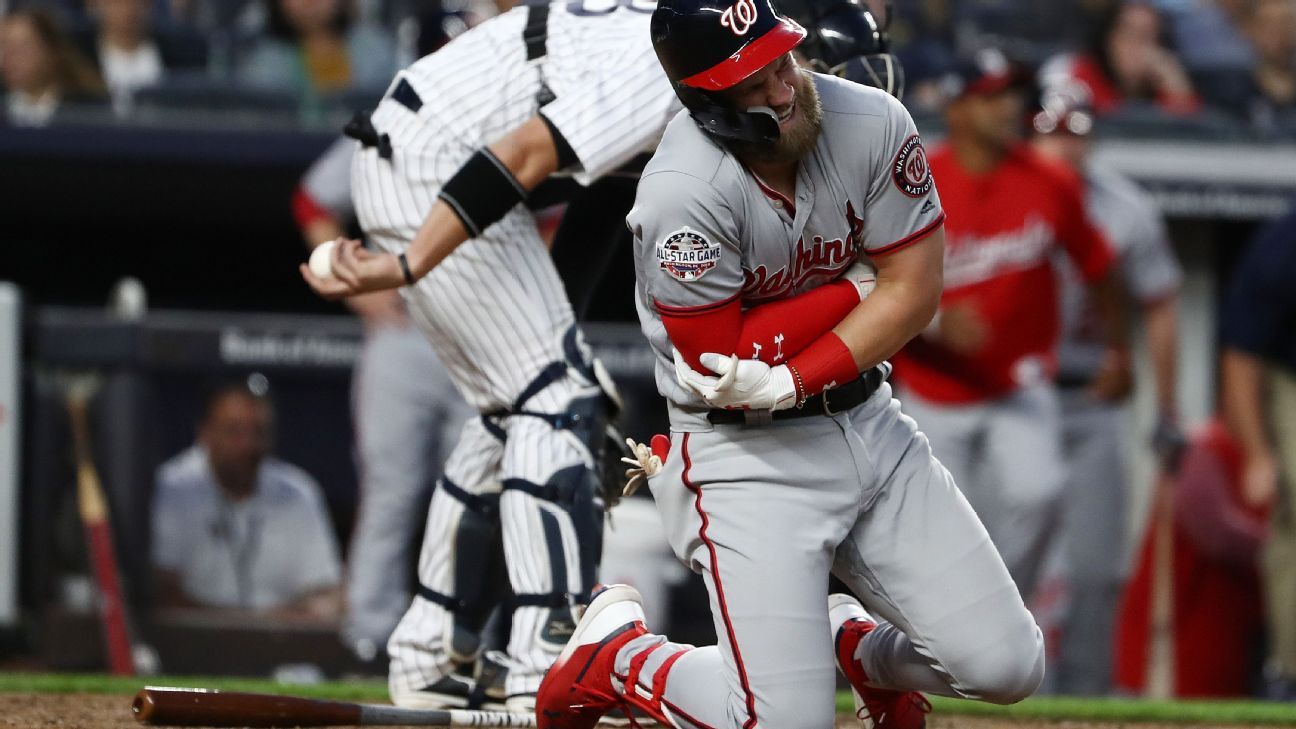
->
<box><xmin>829</xmin><ymin>594</ymin><xmax>932</xmax><ymax>729</ymax></box>
<box><xmin>536</xmin><ymin>585</ymin><xmax>660</xmax><ymax>729</ymax></box>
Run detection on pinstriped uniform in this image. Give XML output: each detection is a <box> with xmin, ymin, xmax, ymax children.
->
<box><xmin>350</xmin><ymin>0</ymin><xmax>679</xmax><ymax>702</ymax></box>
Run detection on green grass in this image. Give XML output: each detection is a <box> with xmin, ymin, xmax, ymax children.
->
<box><xmin>6</xmin><ymin>673</ymin><xmax>1296</xmax><ymax>725</ymax></box>
<box><xmin>839</xmin><ymin>691</ymin><xmax>1296</xmax><ymax>725</ymax></box>
<box><xmin>0</xmin><ymin>672</ymin><xmax>389</xmax><ymax>702</ymax></box>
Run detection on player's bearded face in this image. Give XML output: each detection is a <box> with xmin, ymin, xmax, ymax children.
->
<box><xmin>722</xmin><ymin>59</ymin><xmax>823</xmax><ymax>163</ymax></box>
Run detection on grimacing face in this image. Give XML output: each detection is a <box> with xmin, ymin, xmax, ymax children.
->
<box><xmin>720</xmin><ymin>52</ymin><xmax>824</xmax><ymax>163</ymax></box>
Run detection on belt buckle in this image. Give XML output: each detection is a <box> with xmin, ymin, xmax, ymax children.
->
<box><xmin>742</xmin><ymin>409</ymin><xmax>774</xmax><ymax>426</ymax></box>
<box><xmin>821</xmin><ymin>389</ymin><xmax>839</xmax><ymax>417</ymax></box>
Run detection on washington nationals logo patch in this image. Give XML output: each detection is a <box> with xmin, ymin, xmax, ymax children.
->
<box><xmin>891</xmin><ymin>134</ymin><xmax>933</xmax><ymax>198</ymax></box>
<box><xmin>657</xmin><ymin>227</ymin><xmax>721</xmax><ymax>282</ymax></box>
<box><xmin>720</xmin><ymin>0</ymin><xmax>758</xmax><ymax>35</ymax></box>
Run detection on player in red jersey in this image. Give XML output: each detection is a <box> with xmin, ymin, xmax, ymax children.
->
<box><xmin>892</xmin><ymin>50</ymin><xmax>1126</xmax><ymax>603</ymax></box>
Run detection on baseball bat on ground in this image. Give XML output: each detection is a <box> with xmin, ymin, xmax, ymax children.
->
<box><xmin>132</xmin><ymin>687</ymin><xmax>538</xmax><ymax>727</ymax></box>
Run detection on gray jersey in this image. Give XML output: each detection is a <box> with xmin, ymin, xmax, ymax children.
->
<box><xmin>1055</xmin><ymin>163</ymin><xmax>1182</xmax><ymax>379</ymax></box>
<box><xmin>628</xmin><ymin>74</ymin><xmax>945</xmax><ymax>418</ymax></box>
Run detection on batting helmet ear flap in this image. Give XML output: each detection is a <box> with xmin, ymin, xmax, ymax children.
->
<box><xmin>675</xmin><ymin>85</ymin><xmax>782</xmax><ymax>144</ymax></box>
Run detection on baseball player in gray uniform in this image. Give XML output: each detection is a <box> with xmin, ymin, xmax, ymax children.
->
<box><xmin>294</xmin><ymin>135</ymin><xmax>474</xmax><ymax>664</ymax></box>
<box><xmin>300</xmin><ymin>0</ymin><xmax>682</xmax><ymax>711</ymax></box>
<box><xmin>535</xmin><ymin>0</ymin><xmax>1044</xmax><ymax>727</ymax></box>
<box><xmin>1030</xmin><ymin>92</ymin><xmax>1182</xmax><ymax>695</ymax></box>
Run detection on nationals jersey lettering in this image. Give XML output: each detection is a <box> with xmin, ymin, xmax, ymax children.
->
<box><xmin>742</xmin><ymin>201</ymin><xmax>864</xmax><ymax>300</ymax></box>
<box><xmin>629</xmin><ymin>74</ymin><xmax>945</xmax><ymax>413</ymax></box>
<box><xmin>943</xmin><ymin>214</ymin><xmax>1054</xmax><ymax>289</ymax></box>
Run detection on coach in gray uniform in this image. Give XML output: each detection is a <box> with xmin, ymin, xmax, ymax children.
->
<box><xmin>1031</xmin><ymin>91</ymin><xmax>1182</xmax><ymax>695</ymax></box>
<box><xmin>534</xmin><ymin>0</ymin><xmax>1043</xmax><ymax>726</ymax></box>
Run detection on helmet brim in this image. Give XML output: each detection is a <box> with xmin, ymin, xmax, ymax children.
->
<box><xmin>678</xmin><ymin>18</ymin><xmax>807</xmax><ymax>92</ymax></box>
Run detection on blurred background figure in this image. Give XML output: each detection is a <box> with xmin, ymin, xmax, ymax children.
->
<box><xmin>1039</xmin><ymin>1</ymin><xmax>1200</xmax><ymax>116</ymax></box>
<box><xmin>1030</xmin><ymin>87</ymin><xmax>1183</xmax><ymax>696</ymax></box>
<box><xmin>1220</xmin><ymin>207</ymin><xmax>1296</xmax><ymax>699</ymax></box>
<box><xmin>237</xmin><ymin>0</ymin><xmax>395</xmax><ymax>100</ymax></box>
<box><xmin>291</xmin><ymin>135</ymin><xmax>472</xmax><ymax>663</ymax></box>
<box><xmin>1114</xmin><ymin>417</ymin><xmax>1269</xmax><ymax>698</ymax></box>
<box><xmin>1197</xmin><ymin>0</ymin><xmax>1296</xmax><ymax>134</ymax></box>
<box><xmin>151</xmin><ymin>378</ymin><xmax>343</xmax><ymax>621</ymax></box>
<box><xmin>893</xmin><ymin>49</ymin><xmax>1124</xmax><ymax>604</ymax></box>
<box><xmin>1162</xmin><ymin>0</ymin><xmax>1256</xmax><ymax>75</ymax></box>
<box><xmin>1</xmin><ymin>7</ymin><xmax>104</xmax><ymax>126</ymax></box>
<box><xmin>75</xmin><ymin>0</ymin><xmax>208</xmax><ymax>115</ymax></box>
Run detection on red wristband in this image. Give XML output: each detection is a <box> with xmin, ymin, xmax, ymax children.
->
<box><xmin>787</xmin><ymin>333</ymin><xmax>859</xmax><ymax>396</ymax></box>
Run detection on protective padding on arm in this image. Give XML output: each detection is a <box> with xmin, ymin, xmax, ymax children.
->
<box><xmin>658</xmin><ymin>280</ymin><xmax>861</xmax><ymax>371</ymax></box>
<box><xmin>788</xmin><ymin>332</ymin><xmax>860</xmax><ymax>398</ymax></box>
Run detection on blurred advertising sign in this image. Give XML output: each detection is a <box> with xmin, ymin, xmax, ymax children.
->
<box><xmin>0</xmin><ymin>283</ymin><xmax>19</xmax><ymax>627</ymax></box>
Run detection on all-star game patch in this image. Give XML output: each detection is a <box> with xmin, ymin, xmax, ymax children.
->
<box><xmin>657</xmin><ymin>226</ymin><xmax>721</xmax><ymax>282</ymax></box>
<box><xmin>891</xmin><ymin>134</ymin><xmax>933</xmax><ymax>198</ymax></box>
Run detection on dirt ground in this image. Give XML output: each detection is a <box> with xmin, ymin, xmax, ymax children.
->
<box><xmin>0</xmin><ymin>693</ymin><xmax>1275</xmax><ymax>729</ymax></box>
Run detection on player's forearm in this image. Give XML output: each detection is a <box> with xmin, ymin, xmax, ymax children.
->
<box><xmin>830</xmin><ymin>230</ymin><xmax>944</xmax><ymax>371</ymax></box>
<box><xmin>1143</xmin><ymin>295</ymin><xmax>1179</xmax><ymax>414</ymax></box>
<box><xmin>1221</xmin><ymin>348</ymin><xmax>1273</xmax><ymax>459</ymax></box>
<box><xmin>830</xmin><ymin>272</ymin><xmax>941</xmax><ymax>370</ymax></box>
<box><xmin>662</xmin><ymin>280</ymin><xmax>862</xmax><ymax>371</ymax></box>
<box><xmin>405</xmin><ymin>116</ymin><xmax>561</xmax><ymax>279</ymax></box>
<box><xmin>1090</xmin><ymin>270</ymin><xmax>1130</xmax><ymax>355</ymax></box>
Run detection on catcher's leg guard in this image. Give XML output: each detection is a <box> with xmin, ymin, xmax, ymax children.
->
<box><xmin>388</xmin><ymin>420</ymin><xmax>508</xmax><ymax>706</ymax></box>
<box><xmin>415</xmin><ymin>478</ymin><xmax>509</xmax><ymax>662</ymax></box>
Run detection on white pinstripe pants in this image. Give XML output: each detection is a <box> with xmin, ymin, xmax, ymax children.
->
<box><xmin>352</xmin><ymin>99</ymin><xmax>602</xmax><ymax>697</ymax></box>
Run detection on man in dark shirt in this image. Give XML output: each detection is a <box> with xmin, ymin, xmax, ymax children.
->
<box><xmin>1220</xmin><ymin>207</ymin><xmax>1296</xmax><ymax>697</ymax></box>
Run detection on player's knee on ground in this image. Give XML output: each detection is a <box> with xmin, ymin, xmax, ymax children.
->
<box><xmin>952</xmin><ymin>623</ymin><xmax>1046</xmax><ymax>705</ymax></box>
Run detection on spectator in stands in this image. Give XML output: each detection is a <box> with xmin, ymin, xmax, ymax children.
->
<box><xmin>151</xmin><ymin>378</ymin><xmax>343</xmax><ymax>621</ymax></box>
<box><xmin>1221</xmin><ymin>207</ymin><xmax>1296</xmax><ymax>699</ymax></box>
<box><xmin>1113</xmin><ymin>418</ymin><xmax>1269</xmax><ymax>698</ymax></box>
<box><xmin>1239</xmin><ymin>0</ymin><xmax>1296</xmax><ymax>130</ymax></box>
<box><xmin>1030</xmin><ymin>88</ymin><xmax>1184</xmax><ymax>695</ymax></box>
<box><xmin>1039</xmin><ymin>1</ymin><xmax>1200</xmax><ymax>116</ymax></box>
<box><xmin>0</xmin><ymin>7</ymin><xmax>104</xmax><ymax>126</ymax></box>
<box><xmin>237</xmin><ymin>0</ymin><xmax>395</xmax><ymax>98</ymax></box>
<box><xmin>1163</xmin><ymin>0</ymin><xmax>1256</xmax><ymax>73</ymax></box>
<box><xmin>77</xmin><ymin>0</ymin><xmax>208</xmax><ymax>114</ymax></box>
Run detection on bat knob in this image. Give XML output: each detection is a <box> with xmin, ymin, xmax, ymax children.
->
<box><xmin>132</xmin><ymin>690</ymin><xmax>156</xmax><ymax>722</ymax></box>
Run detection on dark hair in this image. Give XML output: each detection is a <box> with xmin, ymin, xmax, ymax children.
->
<box><xmin>265</xmin><ymin>0</ymin><xmax>353</xmax><ymax>42</ymax></box>
<box><xmin>201</xmin><ymin>375</ymin><xmax>274</xmax><ymax>423</ymax></box>
<box><xmin>1087</xmin><ymin>0</ymin><xmax>1173</xmax><ymax>83</ymax></box>
<box><xmin>4</xmin><ymin>8</ymin><xmax>105</xmax><ymax>96</ymax></box>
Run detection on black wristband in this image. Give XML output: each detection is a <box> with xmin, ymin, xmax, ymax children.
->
<box><xmin>398</xmin><ymin>252</ymin><xmax>415</xmax><ymax>285</ymax></box>
<box><xmin>437</xmin><ymin>148</ymin><xmax>527</xmax><ymax>237</ymax></box>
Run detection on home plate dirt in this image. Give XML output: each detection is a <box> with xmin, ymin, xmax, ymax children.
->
<box><xmin>0</xmin><ymin>693</ymin><xmax>1269</xmax><ymax>729</ymax></box>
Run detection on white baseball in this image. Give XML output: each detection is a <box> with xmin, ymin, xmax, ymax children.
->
<box><xmin>309</xmin><ymin>240</ymin><xmax>335</xmax><ymax>279</ymax></box>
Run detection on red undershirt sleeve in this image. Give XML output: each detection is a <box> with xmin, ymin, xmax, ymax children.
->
<box><xmin>659</xmin><ymin>279</ymin><xmax>861</xmax><ymax>371</ymax></box>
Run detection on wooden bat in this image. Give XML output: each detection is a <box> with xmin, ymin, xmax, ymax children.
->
<box><xmin>132</xmin><ymin>687</ymin><xmax>538</xmax><ymax>727</ymax></box>
<box><xmin>66</xmin><ymin>378</ymin><xmax>136</xmax><ymax>676</ymax></box>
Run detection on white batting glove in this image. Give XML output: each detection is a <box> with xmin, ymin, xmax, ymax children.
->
<box><xmin>841</xmin><ymin>256</ymin><xmax>878</xmax><ymax>300</ymax></box>
<box><xmin>620</xmin><ymin>437</ymin><xmax>662</xmax><ymax>497</ymax></box>
<box><xmin>673</xmin><ymin>349</ymin><xmax>798</xmax><ymax>410</ymax></box>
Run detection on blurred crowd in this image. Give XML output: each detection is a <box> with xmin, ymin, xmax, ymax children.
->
<box><xmin>0</xmin><ymin>0</ymin><xmax>1293</xmax><ymax>134</ymax></box>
